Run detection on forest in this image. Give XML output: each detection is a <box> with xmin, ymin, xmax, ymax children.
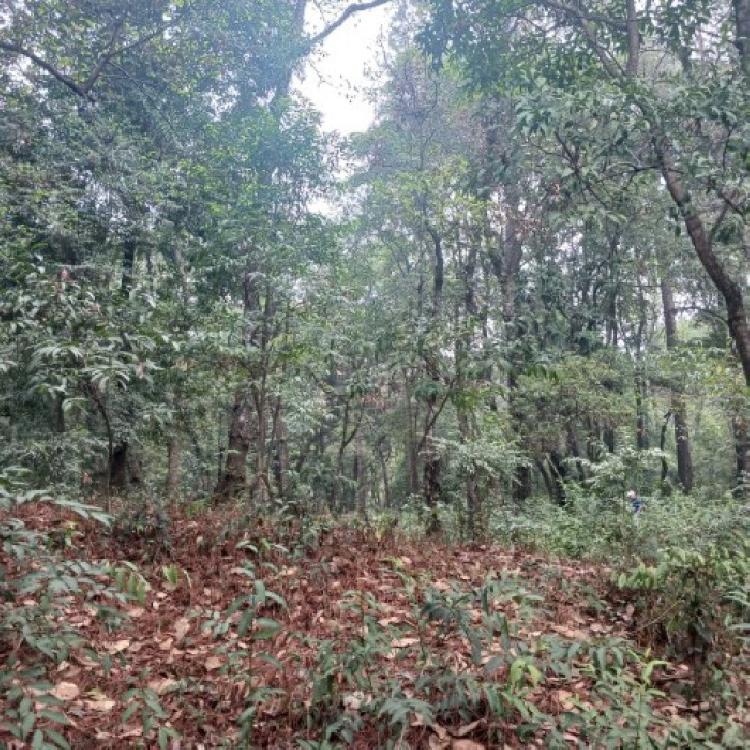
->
<box><xmin>0</xmin><ymin>0</ymin><xmax>748</xmax><ymax>747</ymax></box>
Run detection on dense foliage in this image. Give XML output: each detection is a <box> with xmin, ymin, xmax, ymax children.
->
<box><xmin>1</xmin><ymin>0</ymin><xmax>748</xmax><ymax>746</ymax></box>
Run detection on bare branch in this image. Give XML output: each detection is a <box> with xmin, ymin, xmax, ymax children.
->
<box><xmin>0</xmin><ymin>40</ymin><xmax>94</xmax><ymax>101</ymax></box>
<box><xmin>81</xmin><ymin>20</ymin><xmax>125</xmax><ymax>94</ymax></box>
<box><xmin>308</xmin><ymin>0</ymin><xmax>392</xmax><ymax>48</ymax></box>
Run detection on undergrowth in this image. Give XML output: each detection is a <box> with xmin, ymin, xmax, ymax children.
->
<box><xmin>2</xmin><ymin>484</ymin><xmax>748</xmax><ymax>748</ymax></box>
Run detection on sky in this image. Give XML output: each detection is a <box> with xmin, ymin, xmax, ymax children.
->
<box><xmin>296</xmin><ymin>3</ymin><xmax>394</xmax><ymax>134</ymax></box>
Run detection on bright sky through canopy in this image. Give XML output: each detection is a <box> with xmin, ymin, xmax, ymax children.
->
<box><xmin>297</xmin><ymin>3</ymin><xmax>393</xmax><ymax>133</ymax></box>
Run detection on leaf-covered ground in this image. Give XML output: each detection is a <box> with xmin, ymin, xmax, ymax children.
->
<box><xmin>2</xmin><ymin>507</ymin><xmax>748</xmax><ymax>748</ymax></box>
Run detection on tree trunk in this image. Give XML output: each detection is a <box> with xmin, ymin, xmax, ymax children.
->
<box><xmin>733</xmin><ymin>415</ymin><xmax>749</xmax><ymax>495</ymax></box>
<box><xmin>566</xmin><ymin>424</ymin><xmax>586</xmax><ymax>481</ymax></box>
<box><xmin>634</xmin><ymin>267</ymin><xmax>649</xmax><ymax>449</ymax></box>
<box><xmin>54</xmin><ymin>393</ymin><xmax>65</xmax><ymax>433</ymax></box>
<box><xmin>110</xmin><ymin>442</ymin><xmax>141</xmax><ymax>489</ymax></box>
<box><xmin>497</xmin><ymin>196</ymin><xmax>533</xmax><ymax>504</ymax></box>
<box><xmin>214</xmin><ymin>267</ymin><xmax>263</xmax><ymax>501</ymax></box>
<box><xmin>547</xmin><ymin>450</ymin><xmax>567</xmax><ymax>505</ymax></box>
<box><xmin>272</xmin><ymin>399</ymin><xmax>290</xmax><ymax>503</ymax></box>
<box><xmin>214</xmin><ymin>391</ymin><xmax>253</xmax><ymax>502</ymax></box>
<box><xmin>403</xmin><ymin>381</ymin><xmax>420</xmax><ymax>494</ymax></box>
<box><xmin>377</xmin><ymin>438</ymin><xmax>392</xmax><ymax>509</ymax></box>
<box><xmin>634</xmin><ymin>371</ymin><xmax>649</xmax><ymax>450</ymax></box>
<box><xmin>661</xmin><ymin>278</ymin><xmax>694</xmax><ymax>492</ymax></box>
<box><xmin>355</xmin><ymin>429</ymin><xmax>368</xmax><ymax>518</ymax></box>
<box><xmin>121</xmin><ymin>235</ymin><xmax>136</xmax><ymax>297</ymax></box>
<box><xmin>734</xmin><ymin>0</ymin><xmax>750</xmax><ymax>77</ymax></box>
<box><xmin>657</xmin><ymin>142</ymin><xmax>750</xmax><ymax>387</ymax></box>
<box><xmin>421</xmin><ymin>224</ymin><xmax>444</xmax><ymax>534</ymax></box>
<box><xmin>660</xmin><ymin>410</ymin><xmax>672</xmax><ymax>490</ymax></box>
<box><xmin>166</xmin><ymin>435</ymin><xmax>181</xmax><ymax>502</ymax></box>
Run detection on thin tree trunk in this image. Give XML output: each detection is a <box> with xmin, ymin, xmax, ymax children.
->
<box><xmin>422</xmin><ymin>224</ymin><xmax>444</xmax><ymax>534</ymax></box>
<box><xmin>403</xmin><ymin>379</ymin><xmax>420</xmax><ymax>494</ymax></box>
<box><xmin>121</xmin><ymin>236</ymin><xmax>136</xmax><ymax>297</ymax></box>
<box><xmin>660</xmin><ymin>410</ymin><xmax>672</xmax><ymax>489</ymax></box>
<box><xmin>355</xmin><ymin>429</ymin><xmax>368</xmax><ymax>518</ymax></box>
<box><xmin>661</xmin><ymin>278</ymin><xmax>694</xmax><ymax>492</ymax></box>
<box><xmin>634</xmin><ymin>266</ymin><xmax>649</xmax><ymax>449</ymax></box>
<box><xmin>272</xmin><ymin>399</ymin><xmax>290</xmax><ymax>503</ymax></box>
<box><xmin>566</xmin><ymin>424</ymin><xmax>586</xmax><ymax>481</ymax></box>
<box><xmin>734</xmin><ymin>0</ymin><xmax>750</xmax><ymax>77</ymax></box>
<box><xmin>166</xmin><ymin>435</ymin><xmax>181</xmax><ymax>503</ymax></box>
<box><xmin>733</xmin><ymin>415</ymin><xmax>749</xmax><ymax>495</ymax></box>
<box><xmin>377</xmin><ymin>438</ymin><xmax>392</xmax><ymax>509</ymax></box>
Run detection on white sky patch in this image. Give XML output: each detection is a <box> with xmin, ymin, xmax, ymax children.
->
<box><xmin>296</xmin><ymin>3</ymin><xmax>393</xmax><ymax>134</ymax></box>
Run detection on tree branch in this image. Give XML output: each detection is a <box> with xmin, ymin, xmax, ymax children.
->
<box><xmin>81</xmin><ymin>20</ymin><xmax>125</xmax><ymax>94</ymax></box>
<box><xmin>308</xmin><ymin>0</ymin><xmax>392</xmax><ymax>47</ymax></box>
<box><xmin>0</xmin><ymin>40</ymin><xmax>94</xmax><ymax>101</ymax></box>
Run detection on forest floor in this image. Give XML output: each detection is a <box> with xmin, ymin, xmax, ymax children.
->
<box><xmin>2</xmin><ymin>505</ymin><xmax>747</xmax><ymax>749</ymax></box>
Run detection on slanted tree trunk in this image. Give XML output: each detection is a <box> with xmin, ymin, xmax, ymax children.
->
<box><xmin>656</xmin><ymin>142</ymin><xmax>750</xmax><ymax>388</ymax></box>
<box><xmin>661</xmin><ymin>278</ymin><xmax>694</xmax><ymax>492</ymax></box>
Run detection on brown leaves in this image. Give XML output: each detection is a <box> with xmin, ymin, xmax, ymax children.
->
<box><xmin>84</xmin><ymin>694</ymin><xmax>116</xmax><ymax>712</ymax></box>
<box><xmin>391</xmin><ymin>636</ymin><xmax>420</xmax><ymax>649</ymax></box>
<box><xmin>148</xmin><ymin>677</ymin><xmax>178</xmax><ymax>695</ymax></box>
<box><xmin>174</xmin><ymin>616</ymin><xmax>190</xmax><ymax>642</ymax></box>
<box><xmin>23</xmin><ymin>518</ymin><xmax>708</xmax><ymax>749</ymax></box>
<box><xmin>204</xmin><ymin>655</ymin><xmax>224</xmax><ymax>671</ymax></box>
<box><xmin>51</xmin><ymin>682</ymin><xmax>80</xmax><ymax>701</ymax></box>
<box><xmin>102</xmin><ymin>638</ymin><xmax>130</xmax><ymax>654</ymax></box>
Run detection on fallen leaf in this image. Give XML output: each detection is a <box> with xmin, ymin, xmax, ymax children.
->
<box><xmin>342</xmin><ymin>691</ymin><xmax>366</xmax><ymax>710</ymax></box>
<box><xmin>175</xmin><ymin>617</ymin><xmax>190</xmax><ymax>642</ymax></box>
<box><xmin>429</xmin><ymin>735</ymin><xmax>450</xmax><ymax>750</ymax></box>
<box><xmin>391</xmin><ymin>637</ymin><xmax>419</xmax><ymax>648</ymax></box>
<box><xmin>148</xmin><ymin>678</ymin><xmax>178</xmax><ymax>695</ymax></box>
<box><xmin>451</xmin><ymin>719</ymin><xmax>485</xmax><ymax>738</ymax></box>
<box><xmin>103</xmin><ymin>639</ymin><xmax>130</xmax><ymax>654</ymax></box>
<box><xmin>205</xmin><ymin>655</ymin><xmax>223</xmax><ymax>671</ymax></box>
<box><xmin>119</xmin><ymin>725</ymin><xmax>143</xmax><ymax>739</ymax></box>
<box><xmin>85</xmin><ymin>697</ymin><xmax>116</xmax><ymax>712</ymax></box>
<box><xmin>51</xmin><ymin>682</ymin><xmax>80</xmax><ymax>701</ymax></box>
<box><xmin>556</xmin><ymin>690</ymin><xmax>576</xmax><ymax>710</ymax></box>
<box><xmin>452</xmin><ymin>740</ymin><xmax>485</xmax><ymax>750</ymax></box>
<box><xmin>378</xmin><ymin>616</ymin><xmax>402</xmax><ymax>626</ymax></box>
<box><xmin>551</xmin><ymin>625</ymin><xmax>589</xmax><ymax>640</ymax></box>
